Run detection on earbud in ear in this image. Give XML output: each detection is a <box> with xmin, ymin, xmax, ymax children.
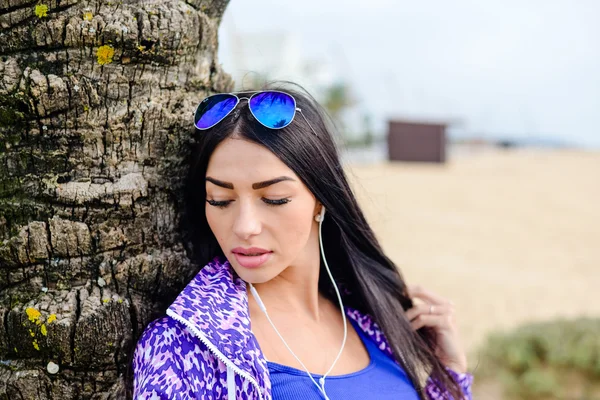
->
<box><xmin>315</xmin><ymin>206</ymin><xmax>326</xmax><ymax>222</ymax></box>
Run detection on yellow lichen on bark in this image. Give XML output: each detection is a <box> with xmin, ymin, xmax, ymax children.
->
<box><xmin>97</xmin><ymin>45</ymin><xmax>115</xmax><ymax>65</ymax></box>
<box><xmin>26</xmin><ymin>307</ymin><xmax>41</xmax><ymax>323</ymax></box>
<box><xmin>35</xmin><ymin>4</ymin><xmax>49</xmax><ymax>18</ymax></box>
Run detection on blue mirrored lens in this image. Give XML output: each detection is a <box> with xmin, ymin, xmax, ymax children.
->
<box><xmin>249</xmin><ymin>92</ymin><xmax>296</xmax><ymax>129</ymax></box>
<box><xmin>194</xmin><ymin>94</ymin><xmax>238</xmax><ymax>129</ymax></box>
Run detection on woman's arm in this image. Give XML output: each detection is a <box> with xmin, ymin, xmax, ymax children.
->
<box><xmin>405</xmin><ymin>285</ymin><xmax>472</xmax><ymax>399</ymax></box>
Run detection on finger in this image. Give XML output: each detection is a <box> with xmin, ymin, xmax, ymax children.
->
<box><xmin>410</xmin><ymin>314</ymin><xmax>454</xmax><ymax>331</ymax></box>
<box><xmin>405</xmin><ymin>303</ymin><xmax>454</xmax><ymax>321</ymax></box>
<box><xmin>407</xmin><ymin>284</ymin><xmax>451</xmax><ymax>306</ymax></box>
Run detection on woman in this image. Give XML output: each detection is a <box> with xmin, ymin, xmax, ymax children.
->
<box><xmin>133</xmin><ymin>83</ymin><xmax>473</xmax><ymax>399</ymax></box>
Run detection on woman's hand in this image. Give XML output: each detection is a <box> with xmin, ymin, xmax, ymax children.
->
<box><xmin>405</xmin><ymin>285</ymin><xmax>468</xmax><ymax>374</ymax></box>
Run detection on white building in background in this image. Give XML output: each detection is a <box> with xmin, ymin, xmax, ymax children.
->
<box><xmin>218</xmin><ymin>20</ymin><xmax>377</xmax><ymax>154</ymax></box>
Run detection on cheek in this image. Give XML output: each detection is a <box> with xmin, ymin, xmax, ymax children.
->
<box><xmin>206</xmin><ymin>207</ymin><xmax>226</xmax><ymax>242</ymax></box>
<box><xmin>276</xmin><ymin>203</ymin><xmax>314</xmax><ymax>245</ymax></box>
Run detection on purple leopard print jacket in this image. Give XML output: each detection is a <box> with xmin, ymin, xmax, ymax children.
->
<box><xmin>133</xmin><ymin>255</ymin><xmax>474</xmax><ymax>399</ymax></box>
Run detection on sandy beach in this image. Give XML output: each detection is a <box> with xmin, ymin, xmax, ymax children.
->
<box><xmin>345</xmin><ymin>148</ymin><xmax>600</xmax><ymax>381</ymax></box>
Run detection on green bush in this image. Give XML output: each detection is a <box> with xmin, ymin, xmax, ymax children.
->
<box><xmin>476</xmin><ymin>317</ymin><xmax>600</xmax><ymax>399</ymax></box>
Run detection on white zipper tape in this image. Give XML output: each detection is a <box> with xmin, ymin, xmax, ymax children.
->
<box><xmin>166</xmin><ymin>309</ymin><xmax>265</xmax><ymax>400</ymax></box>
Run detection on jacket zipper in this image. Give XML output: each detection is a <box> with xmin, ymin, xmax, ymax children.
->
<box><xmin>166</xmin><ymin>309</ymin><xmax>265</xmax><ymax>400</ymax></box>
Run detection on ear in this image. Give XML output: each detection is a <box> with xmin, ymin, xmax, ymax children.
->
<box><xmin>313</xmin><ymin>203</ymin><xmax>322</xmax><ymax>220</ymax></box>
<box><xmin>313</xmin><ymin>201</ymin><xmax>321</xmax><ymax>215</ymax></box>
<box><xmin>314</xmin><ymin>204</ymin><xmax>326</xmax><ymax>222</ymax></box>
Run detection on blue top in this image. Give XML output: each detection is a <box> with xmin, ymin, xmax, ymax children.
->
<box><xmin>267</xmin><ymin>318</ymin><xmax>421</xmax><ymax>399</ymax></box>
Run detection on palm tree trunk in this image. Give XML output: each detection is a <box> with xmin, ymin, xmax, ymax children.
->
<box><xmin>0</xmin><ymin>0</ymin><xmax>232</xmax><ymax>397</ymax></box>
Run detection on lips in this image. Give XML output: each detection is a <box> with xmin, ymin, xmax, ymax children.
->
<box><xmin>232</xmin><ymin>247</ymin><xmax>273</xmax><ymax>268</ymax></box>
<box><xmin>232</xmin><ymin>247</ymin><xmax>271</xmax><ymax>256</ymax></box>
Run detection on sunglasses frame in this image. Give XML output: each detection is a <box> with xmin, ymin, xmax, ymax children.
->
<box><xmin>193</xmin><ymin>90</ymin><xmax>317</xmax><ymax>136</ymax></box>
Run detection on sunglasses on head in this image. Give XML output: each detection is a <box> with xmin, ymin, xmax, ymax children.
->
<box><xmin>193</xmin><ymin>90</ymin><xmax>317</xmax><ymax>136</ymax></box>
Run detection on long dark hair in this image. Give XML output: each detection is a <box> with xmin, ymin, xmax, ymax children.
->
<box><xmin>181</xmin><ymin>81</ymin><xmax>465</xmax><ymax>399</ymax></box>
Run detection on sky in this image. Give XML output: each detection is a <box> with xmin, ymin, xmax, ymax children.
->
<box><xmin>218</xmin><ymin>0</ymin><xmax>600</xmax><ymax>148</ymax></box>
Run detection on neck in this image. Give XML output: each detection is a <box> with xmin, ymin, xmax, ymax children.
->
<box><xmin>248</xmin><ymin>250</ymin><xmax>329</xmax><ymax>322</ymax></box>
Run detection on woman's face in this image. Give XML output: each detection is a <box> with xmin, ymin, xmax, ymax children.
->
<box><xmin>205</xmin><ymin>136</ymin><xmax>321</xmax><ymax>283</ymax></box>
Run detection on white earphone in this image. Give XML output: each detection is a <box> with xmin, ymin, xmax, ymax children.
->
<box><xmin>315</xmin><ymin>206</ymin><xmax>326</xmax><ymax>222</ymax></box>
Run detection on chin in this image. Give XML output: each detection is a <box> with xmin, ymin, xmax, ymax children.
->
<box><xmin>228</xmin><ymin>259</ymin><xmax>283</xmax><ymax>284</ymax></box>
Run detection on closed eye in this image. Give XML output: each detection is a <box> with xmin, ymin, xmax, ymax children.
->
<box><xmin>205</xmin><ymin>199</ymin><xmax>230</xmax><ymax>209</ymax></box>
<box><xmin>206</xmin><ymin>198</ymin><xmax>291</xmax><ymax>209</ymax></box>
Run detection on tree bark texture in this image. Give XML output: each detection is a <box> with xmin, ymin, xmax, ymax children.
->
<box><xmin>0</xmin><ymin>0</ymin><xmax>232</xmax><ymax>398</ymax></box>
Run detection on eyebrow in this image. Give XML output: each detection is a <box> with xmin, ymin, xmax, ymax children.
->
<box><xmin>205</xmin><ymin>176</ymin><xmax>296</xmax><ymax>190</ymax></box>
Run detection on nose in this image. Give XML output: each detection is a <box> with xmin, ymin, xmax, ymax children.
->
<box><xmin>231</xmin><ymin>199</ymin><xmax>262</xmax><ymax>240</ymax></box>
